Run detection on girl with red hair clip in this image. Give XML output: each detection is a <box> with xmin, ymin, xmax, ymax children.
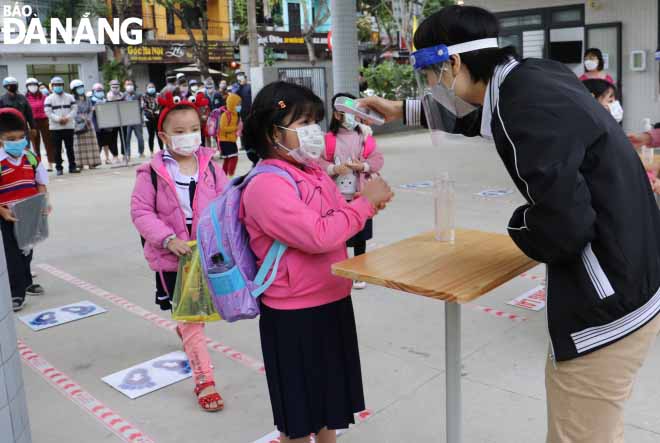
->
<box><xmin>130</xmin><ymin>91</ymin><xmax>229</xmax><ymax>412</ymax></box>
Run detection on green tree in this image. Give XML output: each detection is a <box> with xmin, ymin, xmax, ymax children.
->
<box><xmin>233</xmin><ymin>0</ymin><xmax>249</xmax><ymax>44</ymax></box>
<box><xmin>361</xmin><ymin>61</ymin><xmax>416</xmax><ymax>100</ymax></box>
<box><xmin>101</xmin><ymin>59</ymin><xmax>128</xmax><ymax>90</ymax></box>
<box><xmin>154</xmin><ymin>0</ymin><xmax>213</xmax><ymax>78</ymax></box>
<box><xmin>43</xmin><ymin>0</ymin><xmax>108</xmax><ymax>29</ymax></box>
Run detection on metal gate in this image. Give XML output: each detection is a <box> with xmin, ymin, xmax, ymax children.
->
<box><xmin>277</xmin><ymin>67</ymin><xmax>328</xmax><ymax>125</ymax></box>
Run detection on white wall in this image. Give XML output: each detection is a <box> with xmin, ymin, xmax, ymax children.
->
<box><xmin>2</xmin><ymin>54</ymin><xmax>100</xmax><ymax>93</ymax></box>
<box><xmin>467</xmin><ymin>0</ymin><xmax>660</xmax><ymax>130</ymax></box>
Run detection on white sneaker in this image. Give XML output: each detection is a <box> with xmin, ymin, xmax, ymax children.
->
<box><xmin>353</xmin><ymin>281</ymin><xmax>367</xmax><ymax>290</ymax></box>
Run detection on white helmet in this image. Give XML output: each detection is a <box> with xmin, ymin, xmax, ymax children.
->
<box><xmin>70</xmin><ymin>79</ymin><xmax>84</xmax><ymax>90</ymax></box>
<box><xmin>26</xmin><ymin>77</ymin><xmax>38</xmax><ymax>86</ymax></box>
<box><xmin>2</xmin><ymin>77</ymin><xmax>17</xmax><ymax>87</ymax></box>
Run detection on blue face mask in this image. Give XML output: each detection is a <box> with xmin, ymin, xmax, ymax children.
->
<box><xmin>3</xmin><ymin>138</ymin><xmax>28</xmax><ymax>158</ymax></box>
<box><xmin>53</xmin><ymin>86</ymin><xmax>64</xmax><ymax>94</ymax></box>
<box><xmin>94</xmin><ymin>91</ymin><xmax>105</xmax><ymax>99</ymax></box>
<box><xmin>235</xmin><ymin>105</ymin><xmax>242</xmax><ymax>113</ymax></box>
<box><xmin>76</xmin><ymin>87</ymin><xmax>85</xmax><ymax>96</ymax></box>
<box><xmin>40</xmin><ymin>89</ymin><xmax>49</xmax><ymax>96</ymax></box>
<box><xmin>147</xmin><ymin>87</ymin><xmax>156</xmax><ymax>95</ymax></box>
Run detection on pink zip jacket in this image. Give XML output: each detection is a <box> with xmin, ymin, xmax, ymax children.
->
<box><xmin>26</xmin><ymin>92</ymin><xmax>47</xmax><ymax>120</ymax></box>
<box><xmin>318</xmin><ymin>128</ymin><xmax>384</xmax><ymax>193</ymax></box>
<box><xmin>240</xmin><ymin>158</ymin><xmax>376</xmax><ymax>310</ymax></box>
<box><xmin>131</xmin><ymin>147</ymin><xmax>228</xmax><ymax>272</ymax></box>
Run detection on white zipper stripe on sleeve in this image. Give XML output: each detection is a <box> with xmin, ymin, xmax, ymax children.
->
<box><xmin>496</xmin><ymin>103</ymin><xmax>536</xmax><ymax>205</ymax></box>
<box><xmin>581</xmin><ymin>243</ymin><xmax>615</xmax><ymax>299</ymax></box>
<box><xmin>571</xmin><ymin>286</ymin><xmax>660</xmax><ymax>353</ymax></box>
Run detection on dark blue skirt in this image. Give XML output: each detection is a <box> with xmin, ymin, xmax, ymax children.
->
<box><xmin>259</xmin><ymin>296</ymin><xmax>365</xmax><ymax>439</ymax></box>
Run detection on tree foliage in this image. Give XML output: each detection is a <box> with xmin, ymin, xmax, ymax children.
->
<box><xmin>361</xmin><ymin>61</ymin><xmax>416</xmax><ymax>100</ymax></box>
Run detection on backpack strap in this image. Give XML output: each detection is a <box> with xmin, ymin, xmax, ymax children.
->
<box><xmin>241</xmin><ymin>164</ymin><xmax>301</xmax><ymax>297</ymax></box>
<box><xmin>362</xmin><ymin>134</ymin><xmax>376</xmax><ymax>158</ymax></box>
<box><xmin>207</xmin><ymin>161</ymin><xmax>217</xmax><ymax>188</ymax></box>
<box><xmin>25</xmin><ymin>151</ymin><xmax>38</xmax><ymax>171</ymax></box>
<box><xmin>150</xmin><ymin>166</ymin><xmax>158</xmax><ymax>194</ymax></box>
<box><xmin>324</xmin><ymin>132</ymin><xmax>336</xmax><ymax>161</ymax></box>
<box><xmin>252</xmin><ymin>240</ymin><xmax>286</xmax><ymax>297</ymax></box>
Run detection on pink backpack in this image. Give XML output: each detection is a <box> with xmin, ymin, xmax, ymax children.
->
<box><xmin>324</xmin><ymin>132</ymin><xmax>375</xmax><ymax>161</ymax></box>
<box><xmin>206</xmin><ymin>108</ymin><xmax>222</xmax><ymax>137</ymax></box>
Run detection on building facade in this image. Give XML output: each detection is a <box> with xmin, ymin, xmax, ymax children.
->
<box><xmin>0</xmin><ymin>1</ymin><xmax>104</xmax><ymax>91</ymax></box>
<box><xmin>466</xmin><ymin>0</ymin><xmax>660</xmax><ymax>131</ymax></box>
<box><xmin>123</xmin><ymin>0</ymin><xmax>233</xmax><ymax>89</ymax></box>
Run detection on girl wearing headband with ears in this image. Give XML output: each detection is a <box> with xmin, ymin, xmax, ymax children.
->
<box><xmin>130</xmin><ymin>91</ymin><xmax>229</xmax><ymax>413</ymax></box>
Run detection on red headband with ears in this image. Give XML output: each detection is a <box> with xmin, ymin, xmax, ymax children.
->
<box><xmin>157</xmin><ymin>91</ymin><xmax>210</xmax><ymax>132</ymax></box>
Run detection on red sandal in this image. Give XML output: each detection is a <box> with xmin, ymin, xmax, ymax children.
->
<box><xmin>194</xmin><ymin>381</ymin><xmax>224</xmax><ymax>412</ymax></box>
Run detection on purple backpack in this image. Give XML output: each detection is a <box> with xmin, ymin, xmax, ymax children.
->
<box><xmin>196</xmin><ymin>164</ymin><xmax>299</xmax><ymax>322</ymax></box>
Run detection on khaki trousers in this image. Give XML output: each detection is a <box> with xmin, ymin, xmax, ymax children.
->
<box><xmin>546</xmin><ymin>313</ymin><xmax>660</xmax><ymax>443</ymax></box>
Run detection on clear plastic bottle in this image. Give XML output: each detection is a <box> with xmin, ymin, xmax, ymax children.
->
<box><xmin>641</xmin><ymin>118</ymin><xmax>654</xmax><ymax>168</ymax></box>
<box><xmin>434</xmin><ymin>173</ymin><xmax>456</xmax><ymax>243</ymax></box>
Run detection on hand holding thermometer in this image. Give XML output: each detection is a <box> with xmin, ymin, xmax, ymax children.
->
<box><xmin>334</xmin><ymin>96</ymin><xmax>385</xmax><ymax>126</ymax></box>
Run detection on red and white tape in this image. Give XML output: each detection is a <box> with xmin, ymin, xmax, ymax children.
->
<box><xmin>37</xmin><ymin>264</ymin><xmax>266</xmax><ymax>374</ymax></box>
<box><xmin>252</xmin><ymin>409</ymin><xmax>374</xmax><ymax>443</ymax></box>
<box><xmin>468</xmin><ymin>304</ymin><xmax>527</xmax><ymax>322</ymax></box>
<box><xmin>18</xmin><ymin>340</ymin><xmax>155</xmax><ymax>443</ymax></box>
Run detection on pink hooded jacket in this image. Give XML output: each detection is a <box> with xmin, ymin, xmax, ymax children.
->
<box><xmin>318</xmin><ymin>128</ymin><xmax>384</xmax><ymax>193</ymax></box>
<box><xmin>240</xmin><ymin>158</ymin><xmax>376</xmax><ymax>310</ymax></box>
<box><xmin>131</xmin><ymin>147</ymin><xmax>228</xmax><ymax>272</ymax></box>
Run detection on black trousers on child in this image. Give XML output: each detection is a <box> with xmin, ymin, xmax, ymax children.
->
<box><xmin>1</xmin><ymin>219</ymin><xmax>33</xmax><ymax>303</ymax></box>
<box><xmin>51</xmin><ymin>129</ymin><xmax>77</xmax><ymax>172</ymax></box>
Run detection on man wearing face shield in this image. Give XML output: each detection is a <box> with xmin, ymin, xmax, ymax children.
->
<box><xmin>360</xmin><ymin>5</ymin><xmax>660</xmax><ymax>443</ymax></box>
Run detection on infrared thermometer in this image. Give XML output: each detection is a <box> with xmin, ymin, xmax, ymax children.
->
<box><xmin>334</xmin><ymin>96</ymin><xmax>385</xmax><ymax>126</ymax></box>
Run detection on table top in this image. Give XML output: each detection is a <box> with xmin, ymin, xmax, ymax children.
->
<box><xmin>332</xmin><ymin>229</ymin><xmax>538</xmax><ymax>303</ymax></box>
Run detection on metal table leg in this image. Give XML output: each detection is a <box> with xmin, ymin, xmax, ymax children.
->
<box><xmin>445</xmin><ymin>302</ymin><xmax>462</xmax><ymax>443</ymax></box>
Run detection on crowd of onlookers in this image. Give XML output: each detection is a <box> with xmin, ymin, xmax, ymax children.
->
<box><xmin>0</xmin><ymin>71</ymin><xmax>253</xmax><ymax>176</ymax></box>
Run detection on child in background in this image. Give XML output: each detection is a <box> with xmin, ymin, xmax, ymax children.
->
<box><xmin>0</xmin><ymin>108</ymin><xmax>49</xmax><ymax>311</ymax></box>
<box><xmin>319</xmin><ymin>93</ymin><xmax>384</xmax><ymax>290</ymax></box>
<box><xmin>130</xmin><ymin>91</ymin><xmax>228</xmax><ymax>412</ymax></box>
<box><xmin>582</xmin><ymin>78</ymin><xmax>623</xmax><ymax>123</ymax></box>
<box><xmin>217</xmin><ymin>92</ymin><xmax>242</xmax><ymax>177</ymax></box>
<box><xmin>240</xmin><ymin>82</ymin><xmax>393</xmax><ymax>443</ymax></box>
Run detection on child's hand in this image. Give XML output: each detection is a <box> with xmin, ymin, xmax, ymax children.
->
<box><xmin>347</xmin><ymin>160</ymin><xmax>365</xmax><ymax>172</ymax></box>
<box><xmin>167</xmin><ymin>238</ymin><xmax>192</xmax><ymax>257</ymax></box>
<box><xmin>0</xmin><ymin>206</ymin><xmax>17</xmax><ymax>222</ymax></box>
<box><xmin>628</xmin><ymin>132</ymin><xmax>652</xmax><ymax>149</ymax></box>
<box><xmin>334</xmin><ymin>164</ymin><xmax>352</xmax><ymax>175</ymax></box>
<box><xmin>42</xmin><ymin>204</ymin><xmax>52</xmax><ymax>216</ymax></box>
<box><xmin>653</xmin><ymin>177</ymin><xmax>660</xmax><ymax>195</ymax></box>
<box><xmin>361</xmin><ymin>177</ymin><xmax>394</xmax><ymax>209</ymax></box>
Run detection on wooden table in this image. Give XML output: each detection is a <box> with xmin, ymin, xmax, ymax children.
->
<box><xmin>332</xmin><ymin>229</ymin><xmax>537</xmax><ymax>443</ymax></box>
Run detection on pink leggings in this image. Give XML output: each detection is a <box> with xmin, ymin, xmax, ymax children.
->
<box><xmin>178</xmin><ymin>322</ymin><xmax>214</xmax><ymax>386</ymax></box>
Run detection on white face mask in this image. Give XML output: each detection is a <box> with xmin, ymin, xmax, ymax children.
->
<box><xmin>584</xmin><ymin>59</ymin><xmax>599</xmax><ymax>72</ymax></box>
<box><xmin>168</xmin><ymin>131</ymin><xmax>201</xmax><ymax>156</ymax></box>
<box><xmin>608</xmin><ymin>100</ymin><xmax>623</xmax><ymax>123</ymax></box>
<box><xmin>27</xmin><ymin>85</ymin><xmax>38</xmax><ymax>93</ymax></box>
<box><xmin>276</xmin><ymin>123</ymin><xmax>324</xmax><ymax>165</ymax></box>
<box><xmin>125</xmin><ymin>85</ymin><xmax>135</xmax><ymax>93</ymax></box>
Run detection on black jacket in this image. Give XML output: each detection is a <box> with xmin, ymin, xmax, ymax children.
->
<box><xmin>0</xmin><ymin>92</ymin><xmax>35</xmax><ymax>129</ymax></box>
<box><xmin>491</xmin><ymin>59</ymin><xmax>660</xmax><ymax>361</ymax></box>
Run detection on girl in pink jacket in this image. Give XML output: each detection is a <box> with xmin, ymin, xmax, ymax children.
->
<box><xmin>319</xmin><ymin>92</ymin><xmax>385</xmax><ymax>290</ymax></box>
<box><xmin>130</xmin><ymin>92</ymin><xmax>228</xmax><ymax>412</ymax></box>
<box><xmin>239</xmin><ymin>82</ymin><xmax>393</xmax><ymax>443</ymax></box>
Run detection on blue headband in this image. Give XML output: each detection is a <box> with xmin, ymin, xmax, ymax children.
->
<box><xmin>411</xmin><ymin>38</ymin><xmax>500</xmax><ymax>70</ymax></box>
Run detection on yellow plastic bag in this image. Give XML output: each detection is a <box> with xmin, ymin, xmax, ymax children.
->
<box><xmin>172</xmin><ymin>241</ymin><xmax>222</xmax><ymax>322</ymax></box>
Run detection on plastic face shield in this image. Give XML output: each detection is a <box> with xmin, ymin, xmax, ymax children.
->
<box><xmin>411</xmin><ymin>38</ymin><xmax>499</xmax><ymax>135</ymax></box>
